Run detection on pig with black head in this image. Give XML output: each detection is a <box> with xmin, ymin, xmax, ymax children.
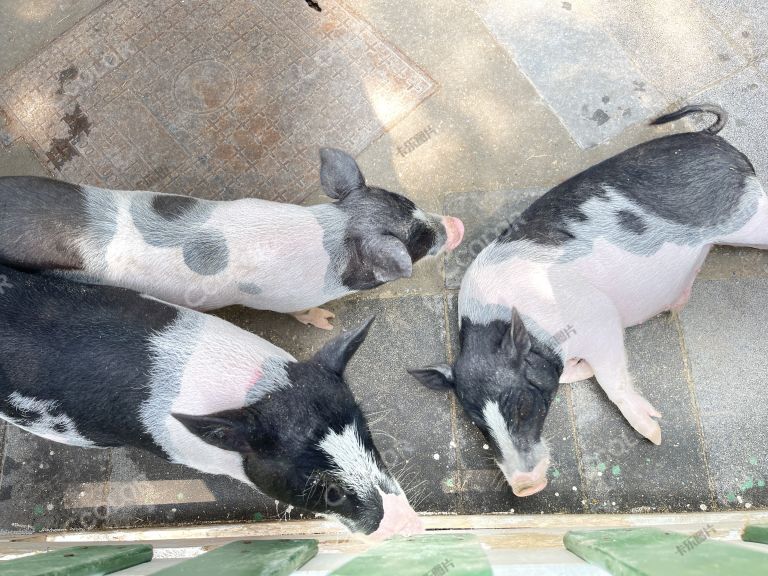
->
<box><xmin>0</xmin><ymin>265</ymin><xmax>422</xmax><ymax>538</ymax></box>
<box><xmin>412</xmin><ymin>105</ymin><xmax>768</xmax><ymax>498</ymax></box>
<box><xmin>0</xmin><ymin>148</ymin><xmax>463</xmax><ymax>329</ymax></box>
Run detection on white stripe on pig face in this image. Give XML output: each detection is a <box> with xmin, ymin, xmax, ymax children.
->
<box><xmin>319</xmin><ymin>423</ymin><xmax>400</xmax><ymax>501</ymax></box>
<box><xmin>482</xmin><ymin>399</ymin><xmax>550</xmax><ymax>497</ymax></box>
<box><xmin>315</xmin><ymin>423</ymin><xmax>425</xmax><ymax>538</ymax></box>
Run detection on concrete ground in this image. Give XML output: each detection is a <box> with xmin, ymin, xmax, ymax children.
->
<box><xmin>0</xmin><ymin>0</ymin><xmax>767</xmax><ymax>533</ymax></box>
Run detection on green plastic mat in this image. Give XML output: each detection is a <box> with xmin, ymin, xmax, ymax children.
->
<box><xmin>0</xmin><ymin>545</ymin><xmax>152</xmax><ymax>576</ymax></box>
<box><xmin>565</xmin><ymin>527</ymin><xmax>768</xmax><ymax>576</ymax></box>
<box><xmin>152</xmin><ymin>539</ymin><xmax>317</xmax><ymax>576</ymax></box>
<box><xmin>330</xmin><ymin>533</ymin><xmax>492</xmax><ymax>576</ymax></box>
<box><xmin>742</xmin><ymin>524</ymin><xmax>768</xmax><ymax>545</ymax></box>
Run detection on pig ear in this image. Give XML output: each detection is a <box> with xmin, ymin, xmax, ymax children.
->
<box><xmin>320</xmin><ymin>147</ymin><xmax>366</xmax><ymax>199</ymax></box>
<box><xmin>315</xmin><ymin>316</ymin><xmax>375</xmax><ymax>374</ymax></box>
<box><xmin>171</xmin><ymin>410</ymin><xmax>255</xmax><ymax>454</ymax></box>
<box><xmin>366</xmin><ymin>235</ymin><xmax>413</xmax><ymax>284</ymax></box>
<box><xmin>408</xmin><ymin>364</ymin><xmax>455</xmax><ymax>391</ymax></box>
<box><xmin>501</xmin><ymin>308</ymin><xmax>532</xmax><ymax>359</ymax></box>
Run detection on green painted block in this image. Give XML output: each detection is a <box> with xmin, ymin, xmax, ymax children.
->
<box><xmin>0</xmin><ymin>545</ymin><xmax>152</xmax><ymax>576</ymax></box>
<box><xmin>743</xmin><ymin>525</ymin><xmax>768</xmax><ymax>545</ymax></box>
<box><xmin>330</xmin><ymin>534</ymin><xmax>492</xmax><ymax>576</ymax></box>
<box><xmin>153</xmin><ymin>539</ymin><xmax>317</xmax><ymax>576</ymax></box>
<box><xmin>564</xmin><ymin>528</ymin><xmax>768</xmax><ymax>576</ymax></box>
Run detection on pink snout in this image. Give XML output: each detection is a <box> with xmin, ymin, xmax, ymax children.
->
<box><xmin>441</xmin><ymin>216</ymin><xmax>465</xmax><ymax>252</ymax></box>
<box><xmin>369</xmin><ymin>490</ymin><xmax>424</xmax><ymax>541</ymax></box>
<box><xmin>509</xmin><ymin>459</ymin><xmax>549</xmax><ymax>497</ymax></box>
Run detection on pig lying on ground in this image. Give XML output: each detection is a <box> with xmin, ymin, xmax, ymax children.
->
<box><xmin>411</xmin><ymin>104</ymin><xmax>767</xmax><ymax>498</ymax></box>
<box><xmin>0</xmin><ymin>148</ymin><xmax>464</xmax><ymax>329</ymax></box>
<box><xmin>0</xmin><ymin>265</ymin><xmax>422</xmax><ymax>538</ymax></box>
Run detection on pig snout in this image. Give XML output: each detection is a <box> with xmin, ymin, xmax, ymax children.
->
<box><xmin>508</xmin><ymin>458</ymin><xmax>549</xmax><ymax>497</ymax></box>
<box><xmin>368</xmin><ymin>490</ymin><xmax>424</xmax><ymax>541</ymax></box>
<box><xmin>441</xmin><ymin>216</ymin><xmax>464</xmax><ymax>252</ymax></box>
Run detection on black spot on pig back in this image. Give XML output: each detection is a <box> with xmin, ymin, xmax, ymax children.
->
<box><xmin>498</xmin><ymin>132</ymin><xmax>755</xmax><ymax>246</ymax></box>
<box><xmin>0</xmin><ymin>176</ymin><xmax>88</xmax><ymax>271</ymax></box>
<box><xmin>152</xmin><ymin>194</ymin><xmax>199</xmax><ymax>221</ymax></box>
<box><xmin>0</xmin><ymin>265</ymin><xmax>177</xmax><ymax>454</ymax></box>
<box><xmin>616</xmin><ymin>210</ymin><xmax>647</xmax><ymax>235</ymax></box>
<box><xmin>183</xmin><ymin>230</ymin><xmax>229</xmax><ymax>275</ymax></box>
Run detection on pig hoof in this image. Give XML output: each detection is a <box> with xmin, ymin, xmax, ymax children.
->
<box><xmin>292</xmin><ymin>308</ymin><xmax>335</xmax><ymax>330</ymax></box>
<box><xmin>616</xmin><ymin>393</ymin><xmax>662</xmax><ymax>445</ymax></box>
<box><xmin>649</xmin><ymin>424</ymin><xmax>662</xmax><ymax>446</ymax></box>
<box><xmin>629</xmin><ymin>415</ymin><xmax>662</xmax><ymax>445</ymax></box>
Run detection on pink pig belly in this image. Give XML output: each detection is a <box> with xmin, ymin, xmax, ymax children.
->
<box><xmin>561</xmin><ymin>239</ymin><xmax>710</xmax><ymax>327</ymax></box>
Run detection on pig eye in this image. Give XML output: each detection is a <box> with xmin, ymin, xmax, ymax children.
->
<box><xmin>325</xmin><ymin>484</ymin><xmax>346</xmax><ymax>507</ymax></box>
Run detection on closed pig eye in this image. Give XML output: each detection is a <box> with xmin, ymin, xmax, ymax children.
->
<box><xmin>516</xmin><ymin>389</ymin><xmax>534</xmax><ymax>421</ymax></box>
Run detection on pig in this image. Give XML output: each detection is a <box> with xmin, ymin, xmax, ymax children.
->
<box><xmin>0</xmin><ymin>265</ymin><xmax>422</xmax><ymax>538</ymax></box>
<box><xmin>0</xmin><ymin>147</ymin><xmax>464</xmax><ymax>329</ymax></box>
<box><xmin>410</xmin><ymin>104</ymin><xmax>768</xmax><ymax>498</ymax></box>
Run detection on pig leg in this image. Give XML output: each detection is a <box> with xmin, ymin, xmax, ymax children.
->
<box><xmin>559</xmin><ymin>359</ymin><xmax>594</xmax><ymax>383</ymax></box>
<box><xmin>596</xmin><ymin>361</ymin><xmax>662</xmax><ymax>445</ymax></box>
<box><xmin>578</xmin><ymin>317</ymin><xmax>662</xmax><ymax>444</ymax></box>
<box><xmin>292</xmin><ymin>308</ymin><xmax>335</xmax><ymax>330</ymax></box>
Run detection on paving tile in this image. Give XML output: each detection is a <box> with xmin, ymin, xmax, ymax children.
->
<box><xmin>444</xmin><ymin>295</ymin><xmax>584</xmax><ymax>514</ymax></box>
<box><xmin>684</xmin><ymin>67</ymin><xmax>768</xmax><ymax>181</ymax></box>
<box><xmin>699</xmin><ymin>245</ymin><xmax>768</xmax><ymax>280</ymax></box>
<box><xmin>599</xmin><ymin>0</ymin><xmax>744</xmax><ymax>101</ymax></box>
<box><xmin>0</xmin><ymin>0</ymin><xmax>434</xmax><ymax>203</ymax></box>
<box><xmin>472</xmin><ymin>0</ymin><xmax>665</xmax><ymax>148</ymax></box>
<box><xmin>0</xmin><ymin>0</ymin><xmax>108</xmax><ymax>77</ymax></box>
<box><xmin>442</xmin><ymin>188</ymin><xmax>545</xmax><ymax>289</ymax></box>
<box><xmin>0</xmin><ymin>427</ymin><xmax>110</xmax><ymax>533</ymax></box>
<box><xmin>0</xmin><ymin>141</ymin><xmax>50</xmax><ymax>177</ymax></box>
<box><xmin>104</xmin><ymin>447</ymin><xmax>275</xmax><ymax>529</ymax></box>
<box><xmin>758</xmin><ymin>56</ymin><xmax>768</xmax><ymax>80</ymax></box>
<box><xmin>698</xmin><ymin>0</ymin><xmax>768</xmax><ymax>61</ymax></box>
<box><xmin>680</xmin><ymin>277</ymin><xmax>768</xmax><ymax>509</ymax></box>
<box><xmin>571</xmin><ymin>315</ymin><xmax>713</xmax><ymax>513</ymax></box>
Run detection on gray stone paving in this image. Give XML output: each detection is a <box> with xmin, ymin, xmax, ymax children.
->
<box><xmin>600</xmin><ymin>0</ymin><xmax>745</xmax><ymax>102</ymax></box>
<box><xmin>0</xmin><ymin>0</ymin><xmax>108</xmax><ymax>77</ymax></box>
<box><xmin>698</xmin><ymin>0</ymin><xmax>768</xmax><ymax>61</ymax></box>
<box><xmin>1</xmin><ymin>0</ymin><xmax>768</xmax><ymax>534</ymax></box>
<box><xmin>472</xmin><ymin>0</ymin><xmax>665</xmax><ymax>149</ymax></box>
<box><xmin>681</xmin><ymin>278</ymin><xmax>768</xmax><ymax>509</ymax></box>
<box><xmin>571</xmin><ymin>316</ymin><xmax>713</xmax><ymax>514</ymax></box>
<box><xmin>685</xmin><ymin>67</ymin><xmax>768</xmax><ymax>180</ymax></box>
<box><xmin>0</xmin><ymin>427</ymin><xmax>111</xmax><ymax>532</ymax></box>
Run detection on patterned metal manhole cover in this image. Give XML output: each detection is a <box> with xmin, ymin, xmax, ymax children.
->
<box><xmin>0</xmin><ymin>0</ymin><xmax>435</xmax><ymax>203</ymax></box>
<box><xmin>173</xmin><ymin>59</ymin><xmax>237</xmax><ymax>114</ymax></box>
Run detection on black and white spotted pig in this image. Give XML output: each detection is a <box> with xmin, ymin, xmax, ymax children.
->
<box><xmin>0</xmin><ymin>148</ymin><xmax>464</xmax><ymax>329</ymax></box>
<box><xmin>411</xmin><ymin>105</ymin><xmax>768</xmax><ymax>498</ymax></box>
<box><xmin>0</xmin><ymin>265</ymin><xmax>422</xmax><ymax>538</ymax></box>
